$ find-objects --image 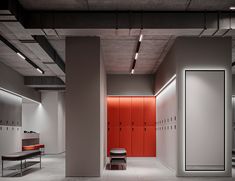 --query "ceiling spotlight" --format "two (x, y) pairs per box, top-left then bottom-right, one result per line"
(131, 69), (135, 74)
(139, 34), (143, 42)
(230, 7), (235, 10)
(135, 53), (139, 60)
(16, 52), (26, 60)
(36, 68), (44, 74)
